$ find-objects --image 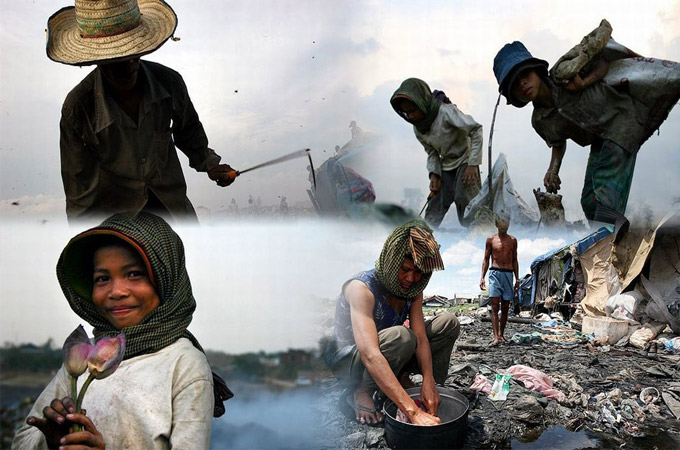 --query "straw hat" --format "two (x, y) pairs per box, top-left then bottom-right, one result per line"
(47, 0), (177, 66)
